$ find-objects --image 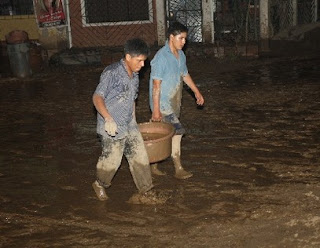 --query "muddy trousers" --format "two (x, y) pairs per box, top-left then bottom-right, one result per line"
(96, 130), (153, 193)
